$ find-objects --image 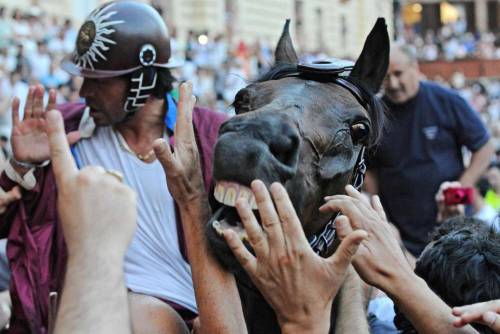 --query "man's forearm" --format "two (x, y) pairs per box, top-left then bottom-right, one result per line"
(334, 270), (369, 334)
(54, 254), (131, 334)
(389, 272), (478, 334)
(460, 140), (495, 187)
(179, 202), (247, 334)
